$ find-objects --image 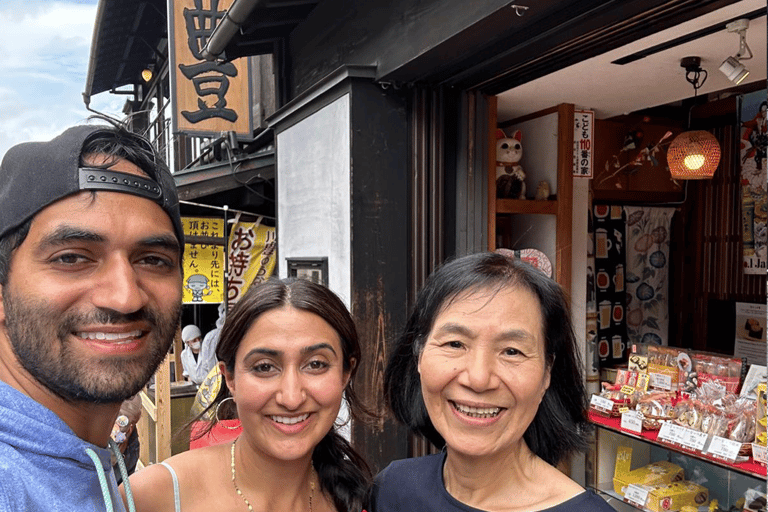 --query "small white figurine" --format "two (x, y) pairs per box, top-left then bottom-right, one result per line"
(495, 129), (526, 199)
